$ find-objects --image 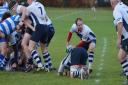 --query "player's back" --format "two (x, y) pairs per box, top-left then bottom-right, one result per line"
(27, 2), (47, 26)
(0, 15), (20, 35)
(115, 2), (128, 24)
